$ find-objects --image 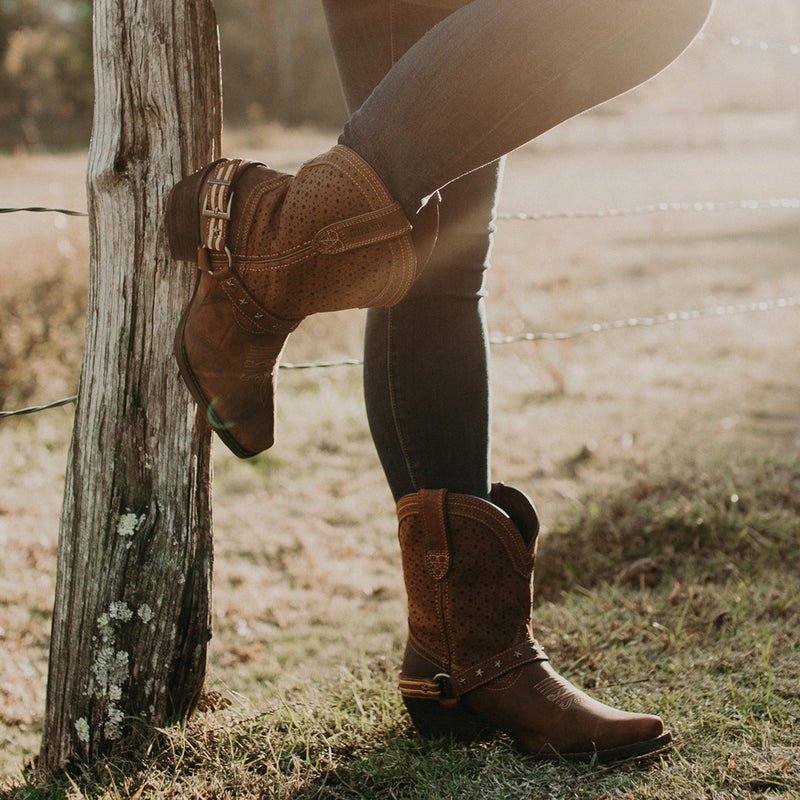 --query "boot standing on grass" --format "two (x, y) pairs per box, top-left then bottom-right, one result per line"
(166, 0), (715, 762)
